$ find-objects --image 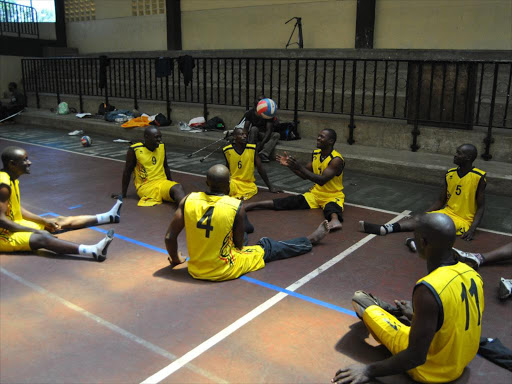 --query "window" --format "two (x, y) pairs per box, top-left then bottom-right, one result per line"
(64, 0), (95, 22)
(131, 0), (165, 16)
